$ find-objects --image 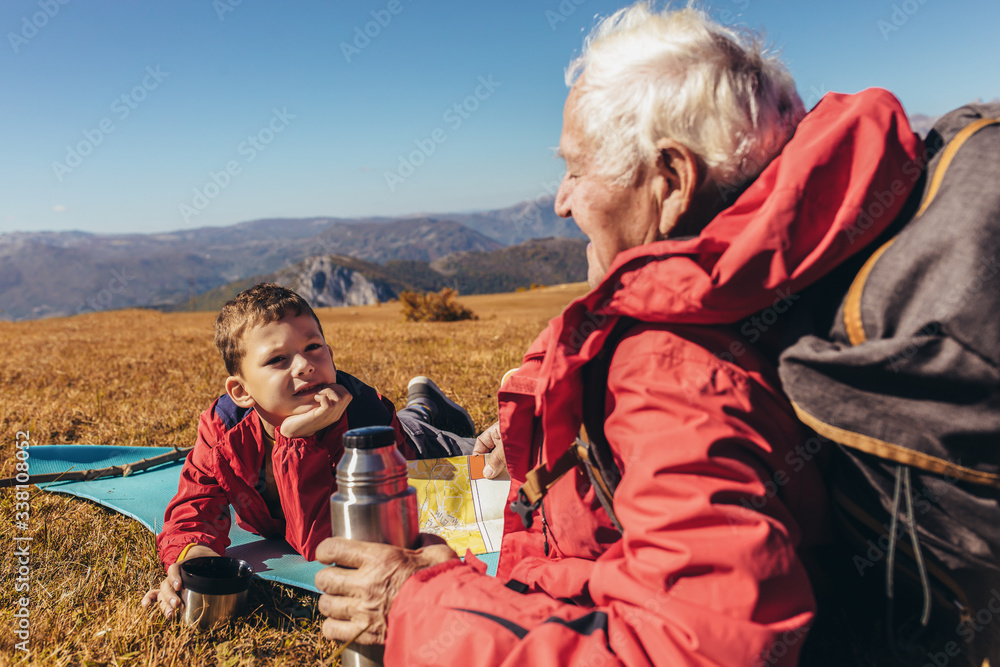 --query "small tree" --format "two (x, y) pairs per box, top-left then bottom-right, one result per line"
(399, 288), (477, 322)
